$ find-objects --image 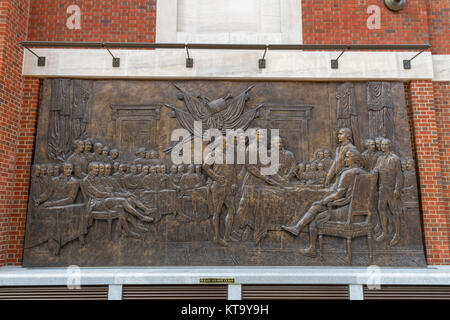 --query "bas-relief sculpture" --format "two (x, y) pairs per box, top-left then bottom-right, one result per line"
(23, 80), (426, 267)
